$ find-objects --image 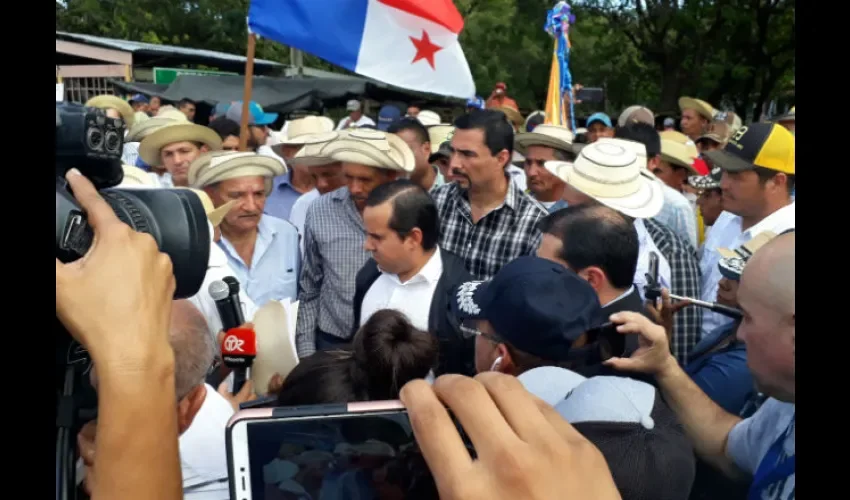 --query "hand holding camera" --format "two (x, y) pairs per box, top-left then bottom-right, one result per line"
(55, 169), (176, 367)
